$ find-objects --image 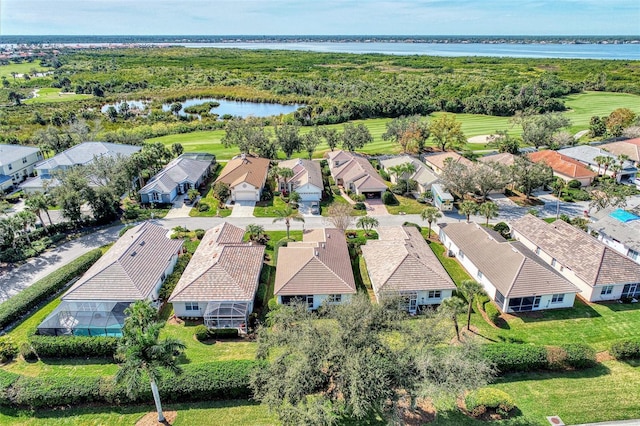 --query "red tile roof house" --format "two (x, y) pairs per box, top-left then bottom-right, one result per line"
(511, 214), (640, 302)
(37, 223), (184, 336)
(215, 154), (271, 202)
(326, 150), (388, 198)
(168, 222), (265, 333)
(528, 150), (596, 187)
(274, 228), (356, 309)
(439, 222), (579, 312)
(361, 226), (456, 314)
